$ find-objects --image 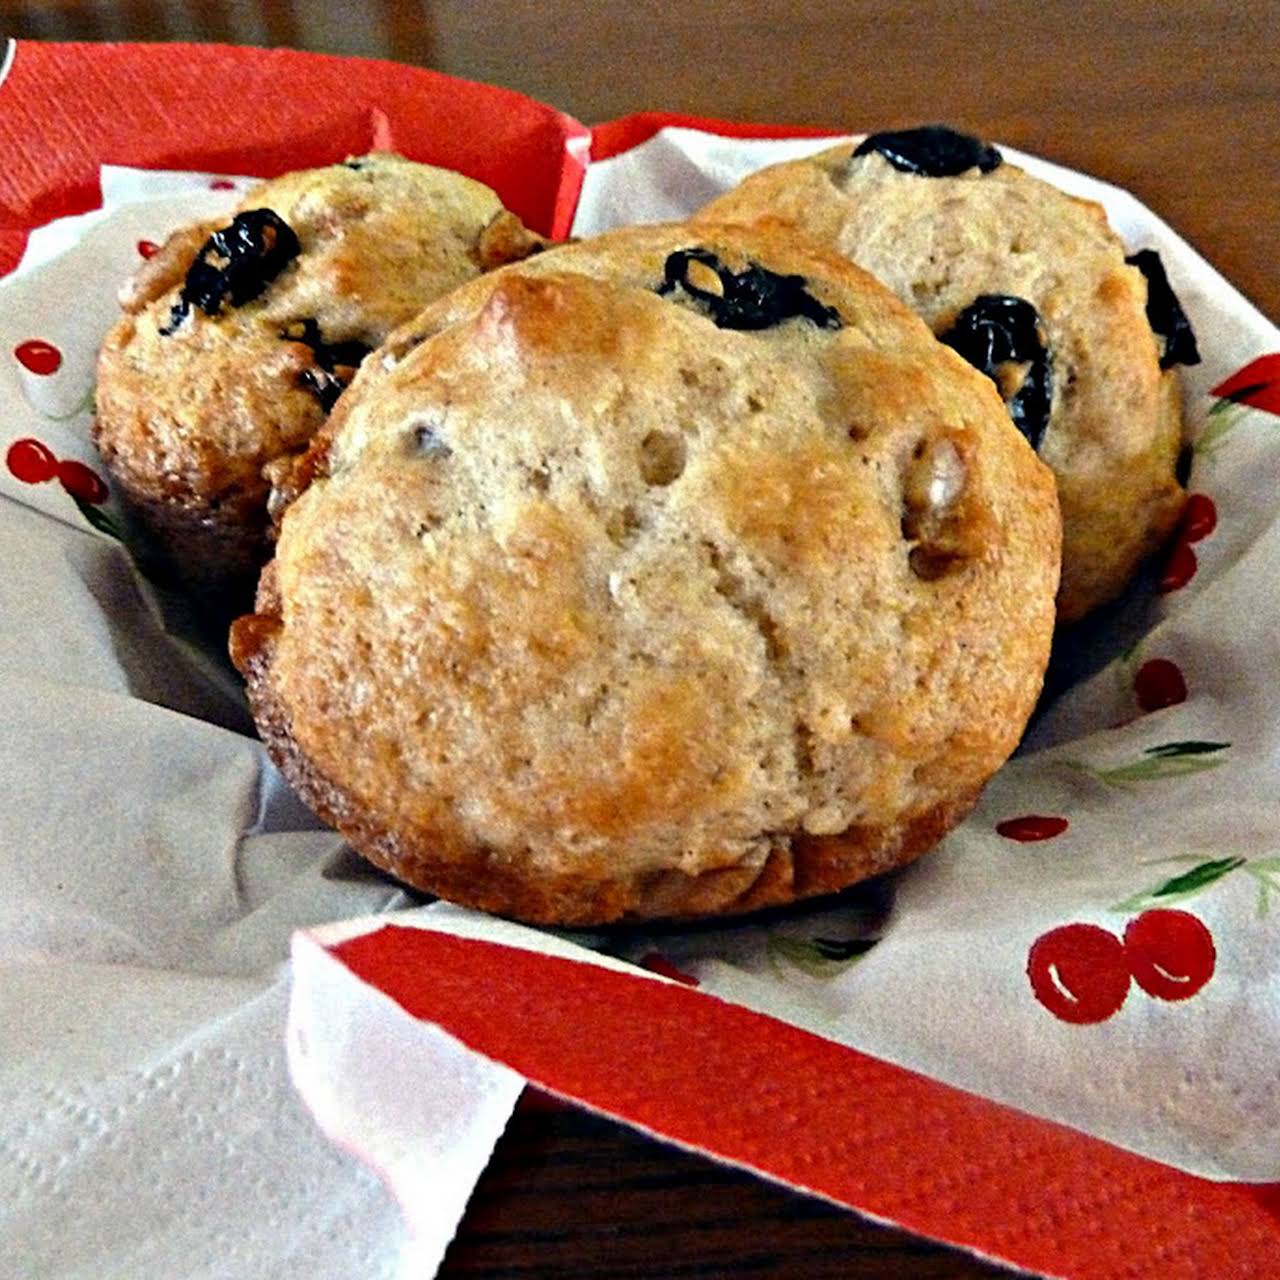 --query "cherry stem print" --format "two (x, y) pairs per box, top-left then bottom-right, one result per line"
(1245, 860), (1280, 917)
(1115, 853), (1280, 918)
(1195, 399), (1245, 457)
(1070, 740), (1229, 786)
(27, 383), (96, 424)
(1198, 353), (1280, 454)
